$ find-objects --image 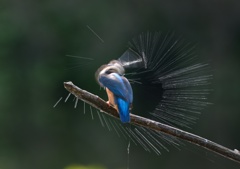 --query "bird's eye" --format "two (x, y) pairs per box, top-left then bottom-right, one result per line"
(106, 69), (114, 74)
